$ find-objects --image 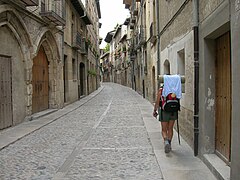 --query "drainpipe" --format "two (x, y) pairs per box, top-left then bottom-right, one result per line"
(156, 0), (160, 88)
(193, 0), (199, 156)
